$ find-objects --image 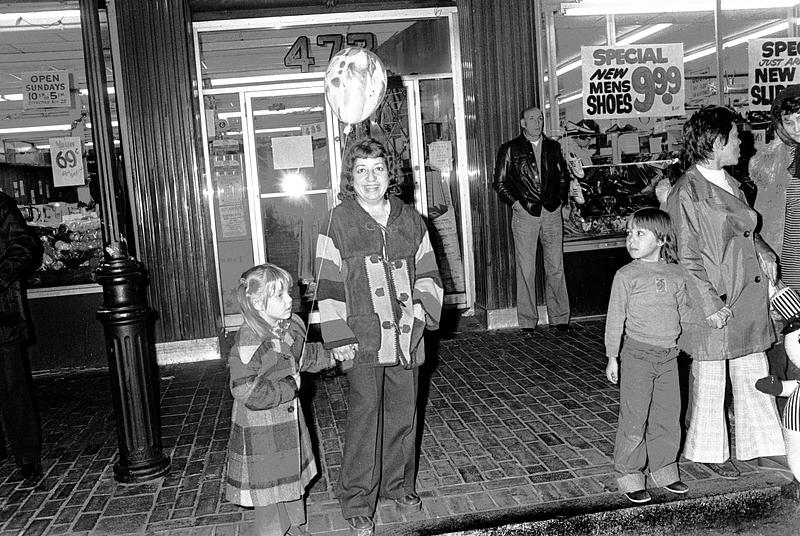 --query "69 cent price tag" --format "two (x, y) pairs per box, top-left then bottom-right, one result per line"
(49, 137), (85, 187)
(581, 44), (685, 120)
